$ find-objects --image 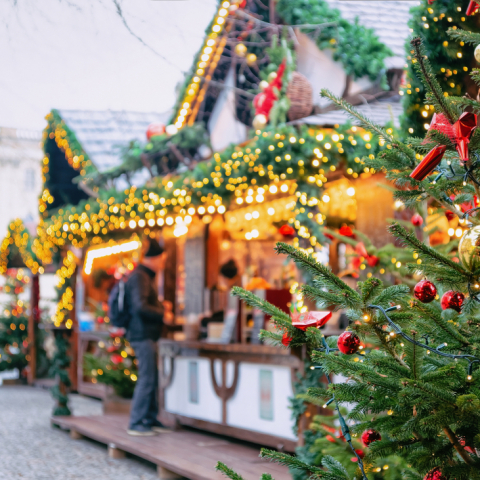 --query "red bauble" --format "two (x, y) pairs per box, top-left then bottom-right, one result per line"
(441, 291), (465, 312)
(279, 224), (295, 237)
(339, 225), (354, 237)
(424, 467), (448, 480)
(281, 332), (292, 347)
(106, 346), (117, 353)
(414, 280), (437, 303)
(110, 354), (123, 365)
(337, 331), (360, 354)
(361, 429), (381, 446)
(411, 214), (423, 227)
(96, 316), (104, 324)
(146, 123), (165, 140)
